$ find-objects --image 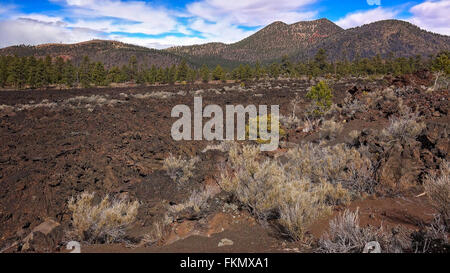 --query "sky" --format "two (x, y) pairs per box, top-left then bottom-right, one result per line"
(0, 0), (448, 49)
